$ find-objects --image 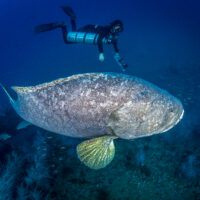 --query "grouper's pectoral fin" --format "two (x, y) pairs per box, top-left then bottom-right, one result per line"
(106, 101), (135, 139)
(17, 120), (32, 130)
(77, 136), (118, 170)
